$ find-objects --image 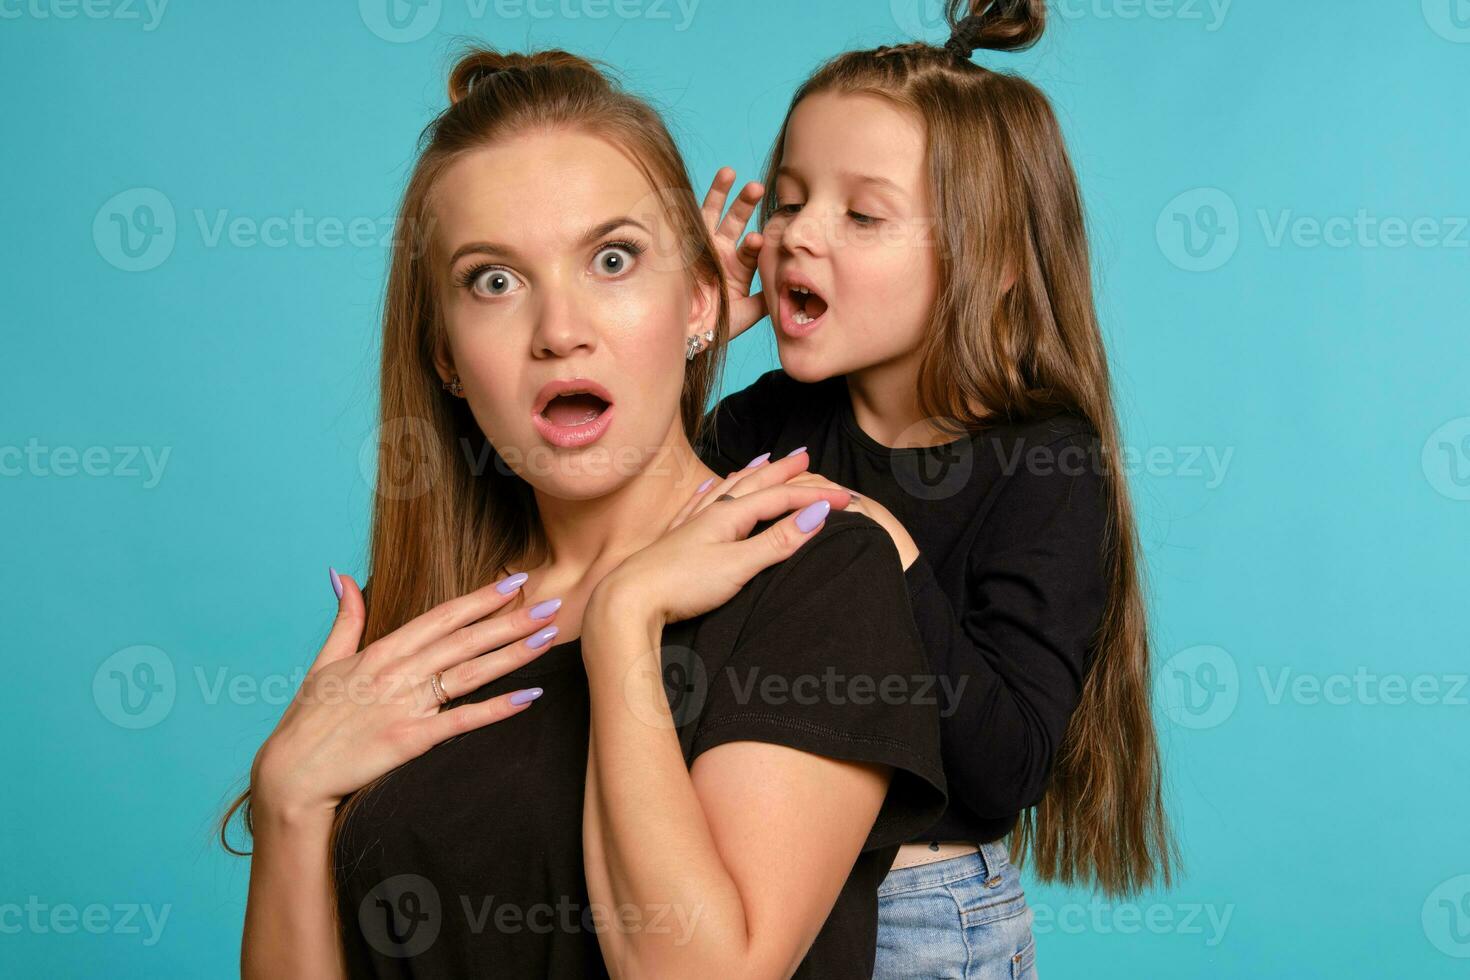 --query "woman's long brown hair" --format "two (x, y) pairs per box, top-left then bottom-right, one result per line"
(758, 0), (1174, 896)
(216, 45), (729, 870)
